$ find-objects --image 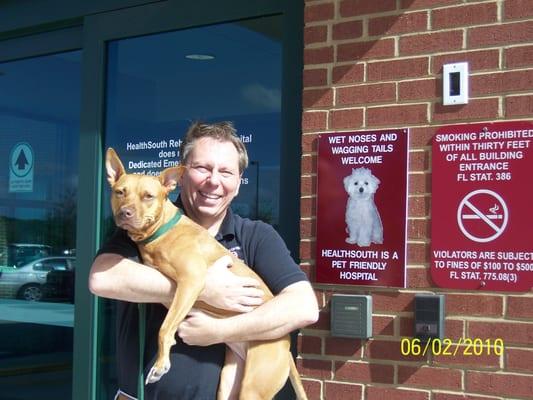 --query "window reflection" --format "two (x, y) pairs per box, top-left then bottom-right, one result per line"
(0, 50), (80, 398)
